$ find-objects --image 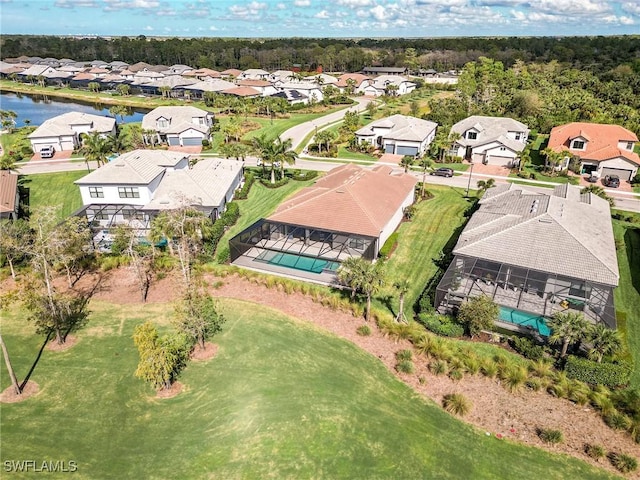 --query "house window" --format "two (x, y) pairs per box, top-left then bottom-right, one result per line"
(571, 140), (585, 150)
(121, 209), (144, 220)
(500, 147), (506, 151)
(89, 187), (104, 198)
(118, 187), (140, 198)
(515, 133), (521, 141)
(466, 131), (477, 140)
(157, 119), (168, 128)
(626, 142), (634, 150)
(569, 281), (590, 299)
(349, 238), (365, 250)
